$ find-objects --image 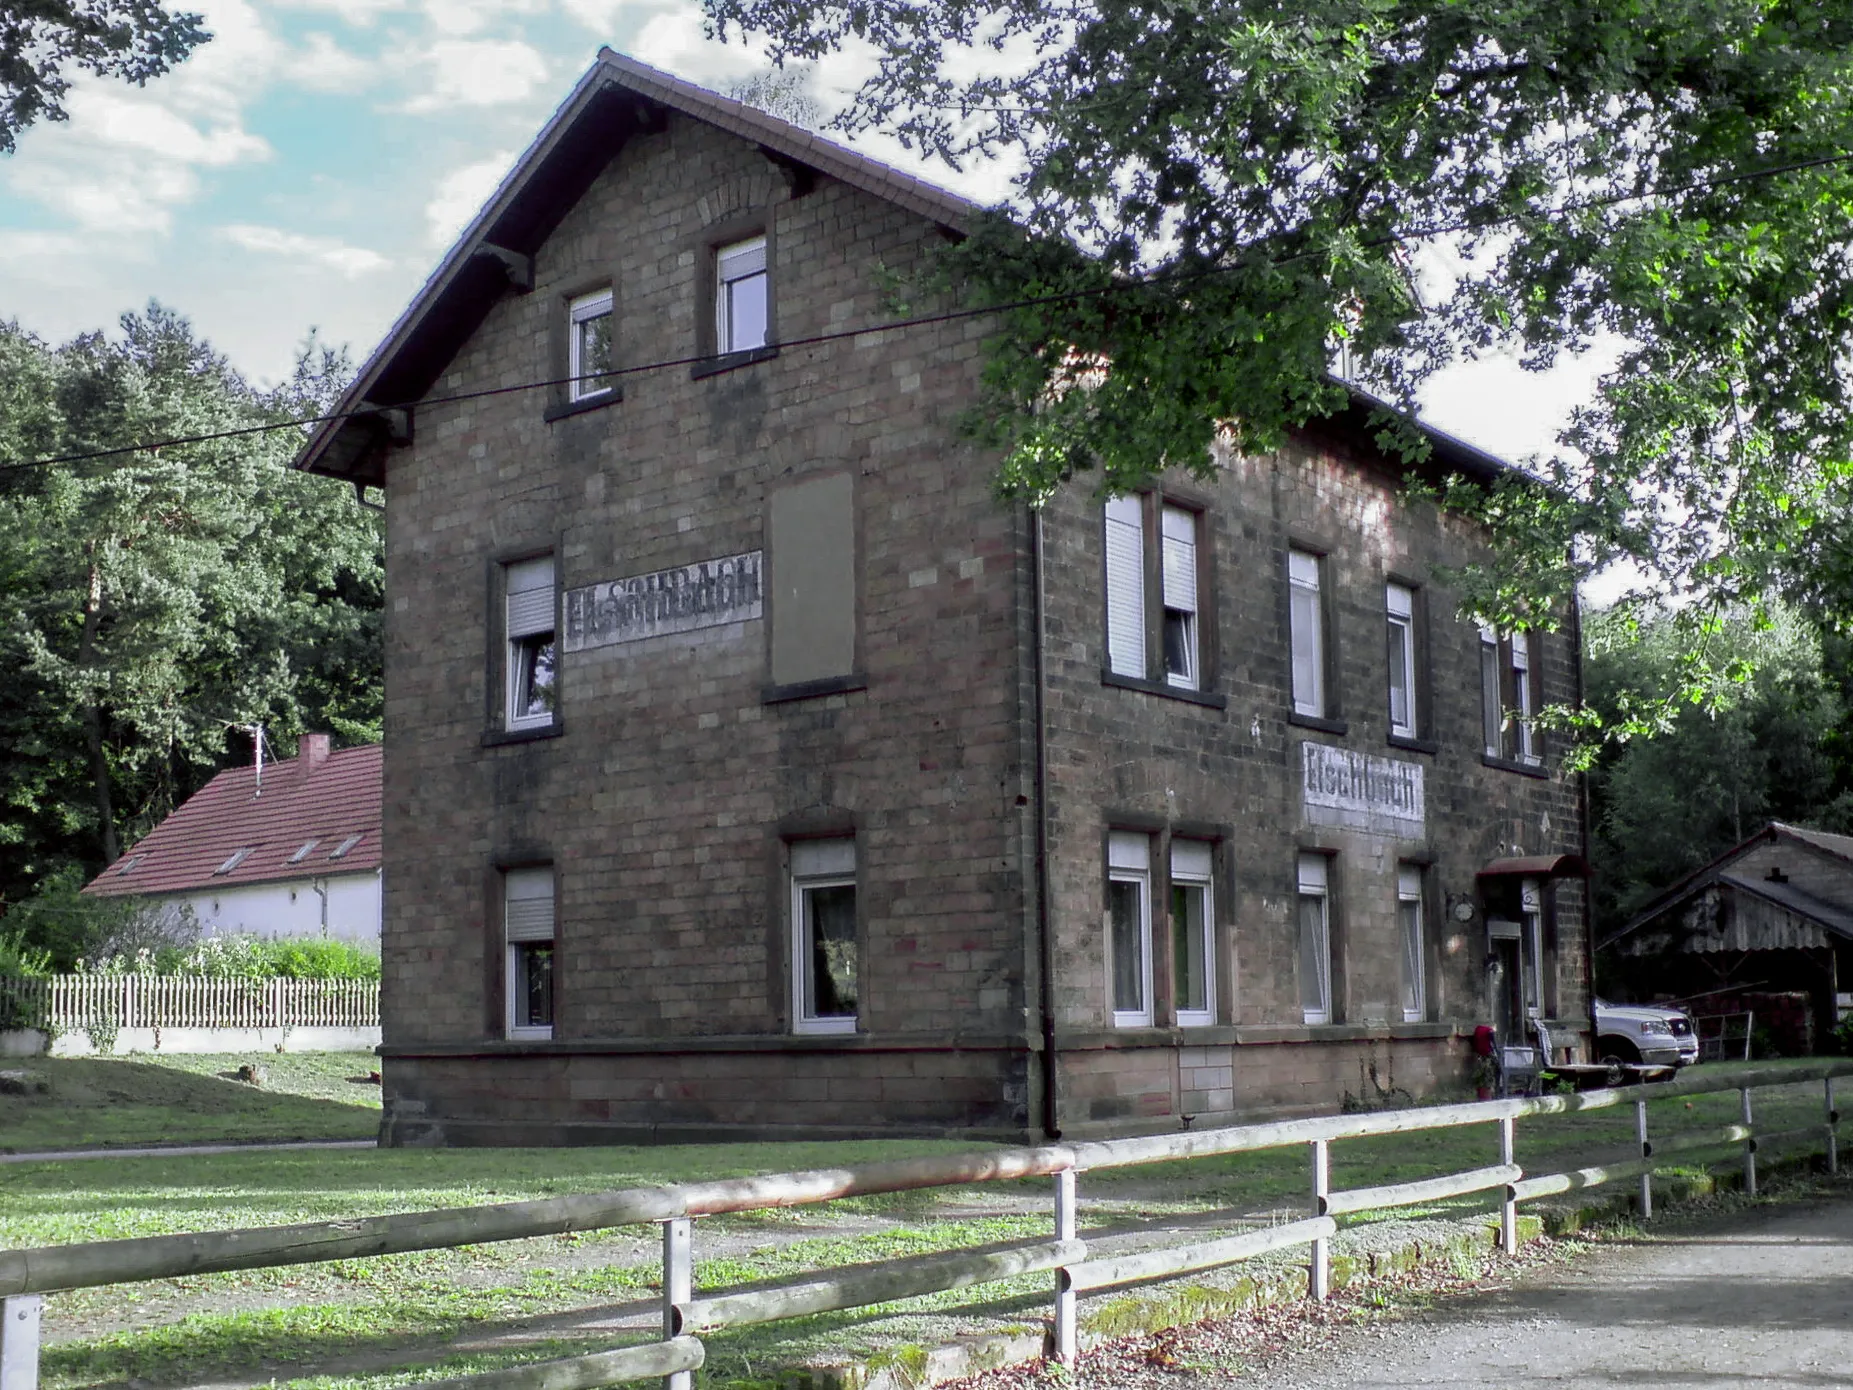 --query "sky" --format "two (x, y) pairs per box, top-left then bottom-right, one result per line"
(0, 0), (1607, 472)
